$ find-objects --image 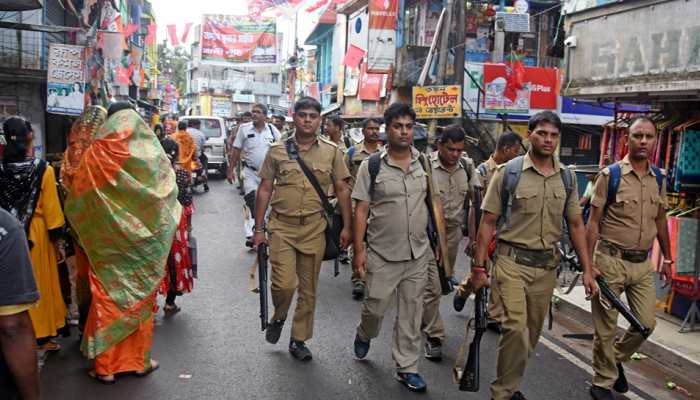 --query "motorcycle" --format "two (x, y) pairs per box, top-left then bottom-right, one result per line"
(191, 160), (209, 193)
